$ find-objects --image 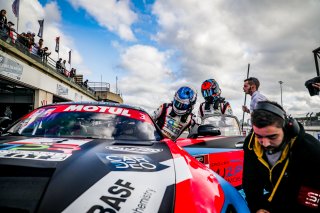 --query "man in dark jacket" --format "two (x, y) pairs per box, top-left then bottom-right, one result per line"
(242, 100), (320, 213)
